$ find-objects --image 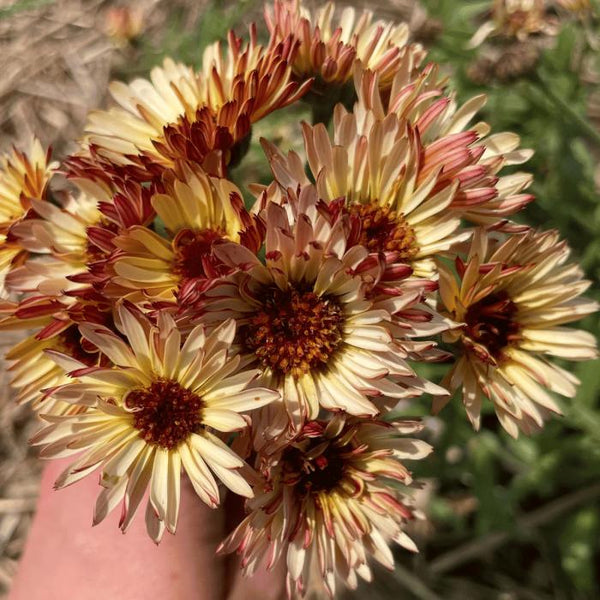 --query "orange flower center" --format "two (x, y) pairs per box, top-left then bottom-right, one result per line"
(348, 202), (419, 261)
(243, 285), (344, 377)
(125, 378), (204, 449)
(172, 227), (226, 280)
(464, 291), (521, 362)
